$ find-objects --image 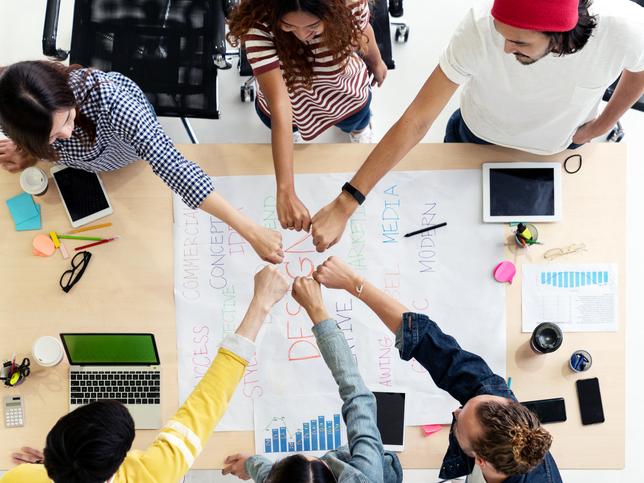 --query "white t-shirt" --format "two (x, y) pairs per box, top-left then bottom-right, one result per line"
(439, 0), (644, 155)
